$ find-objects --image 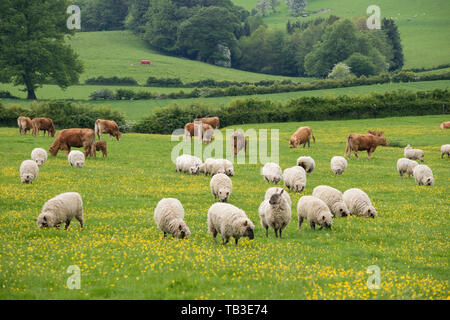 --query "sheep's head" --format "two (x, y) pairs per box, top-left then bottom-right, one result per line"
(225, 167), (234, 176)
(218, 188), (230, 202)
(365, 207), (378, 218)
(269, 189), (284, 206)
(294, 183), (305, 193)
(21, 173), (34, 184)
(318, 212), (333, 229)
(173, 221), (191, 239)
(35, 159), (44, 166)
(74, 161), (84, 168)
(336, 203), (349, 217)
(37, 212), (58, 228)
(239, 219), (254, 240)
(425, 176), (434, 186)
(272, 175), (281, 184)
(189, 165), (199, 175)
